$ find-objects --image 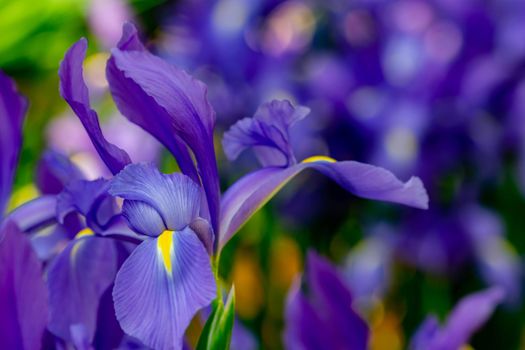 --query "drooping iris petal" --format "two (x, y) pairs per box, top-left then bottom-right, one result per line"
(284, 252), (369, 350)
(59, 38), (131, 175)
(47, 235), (117, 343)
(223, 99), (310, 167)
(220, 159), (428, 246)
(0, 71), (27, 217)
(110, 163), (201, 233)
(113, 227), (216, 350)
(108, 34), (220, 236)
(30, 223), (72, 261)
(106, 23), (199, 183)
(36, 150), (84, 195)
(0, 221), (48, 350)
